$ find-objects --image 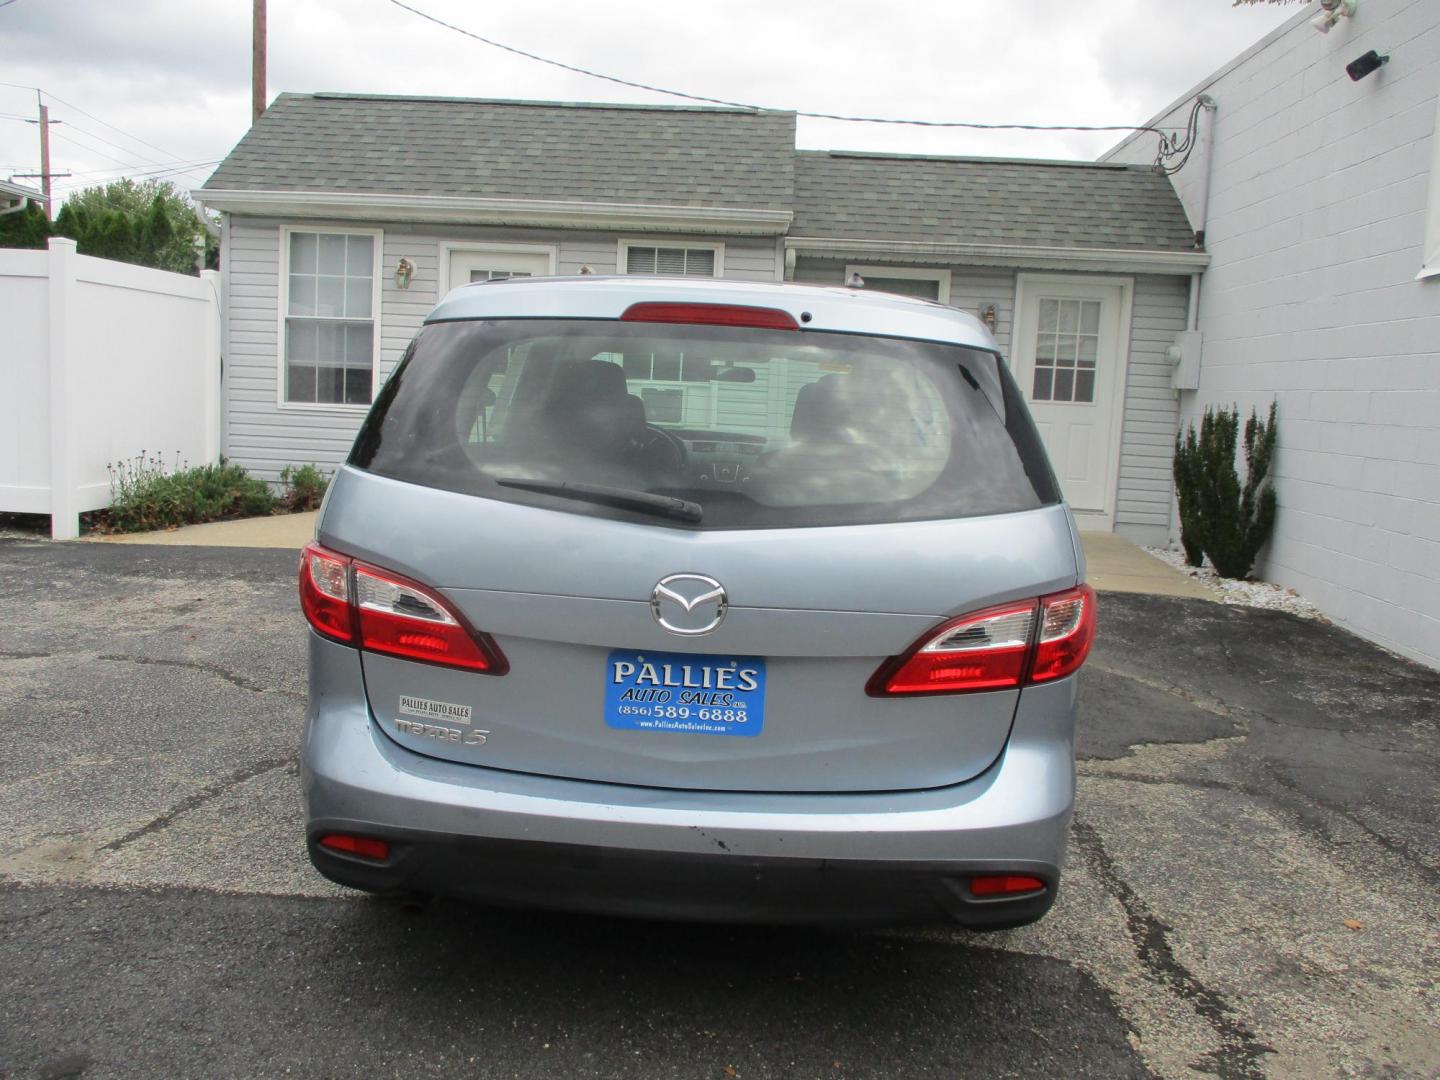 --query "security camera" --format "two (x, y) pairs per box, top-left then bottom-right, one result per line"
(1346, 50), (1388, 80)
